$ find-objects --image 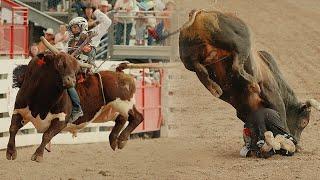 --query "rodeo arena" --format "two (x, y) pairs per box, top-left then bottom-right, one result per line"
(1, 0), (320, 179)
